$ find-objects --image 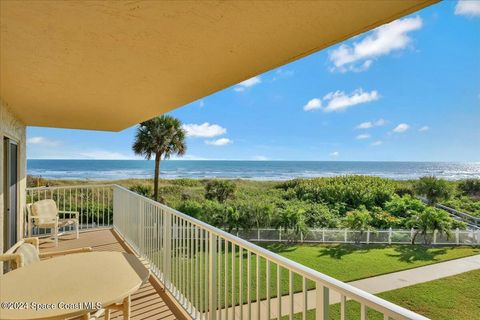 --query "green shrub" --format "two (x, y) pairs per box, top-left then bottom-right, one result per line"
(27, 175), (49, 188)
(384, 195), (426, 219)
(292, 176), (396, 210)
(129, 184), (153, 198)
(272, 200), (308, 236)
(176, 200), (203, 219)
(407, 206), (454, 245)
(394, 185), (415, 197)
(444, 196), (480, 217)
(205, 179), (236, 203)
(342, 205), (372, 231)
(414, 176), (452, 205)
(458, 179), (480, 197)
(369, 206), (402, 229)
(170, 178), (202, 187)
(303, 202), (341, 228)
